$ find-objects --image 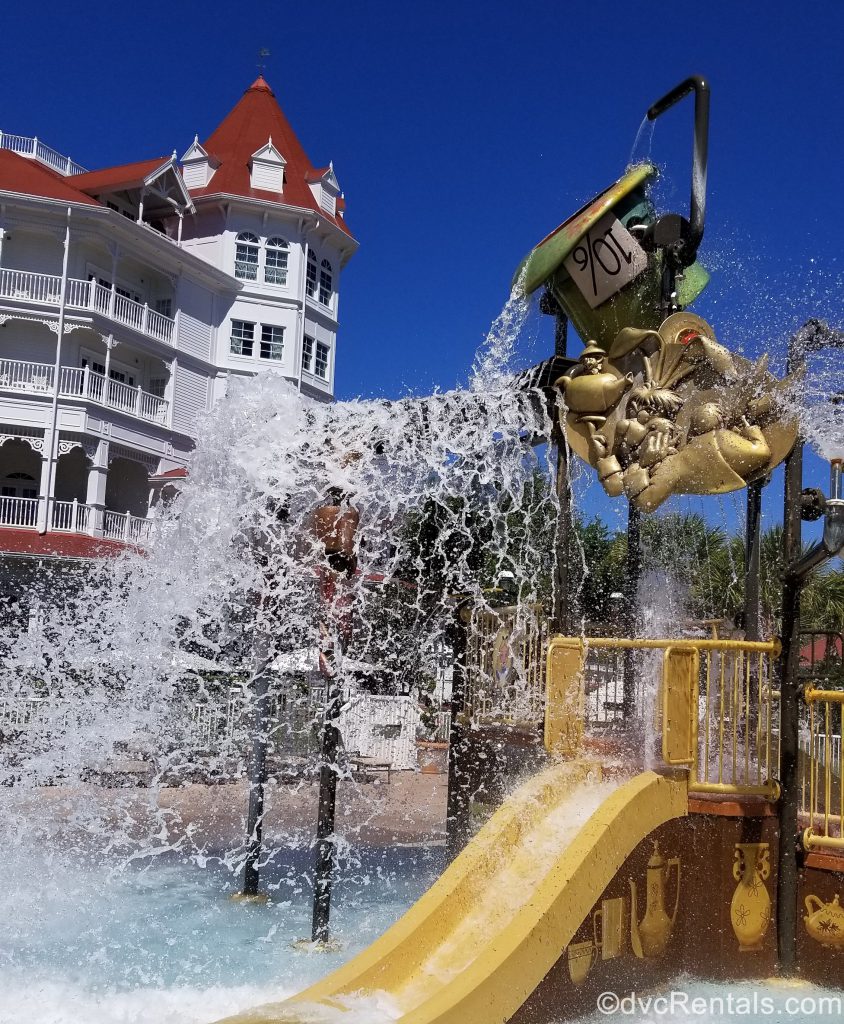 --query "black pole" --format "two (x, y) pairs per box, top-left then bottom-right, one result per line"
(242, 634), (271, 898)
(311, 661), (342, 943)
(622, 501), (642, 717)
(541, 293), (574, 636)
(446, 600), (471, 859)
(776, 331), (806, 975)
(744, 479), (764, 642)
